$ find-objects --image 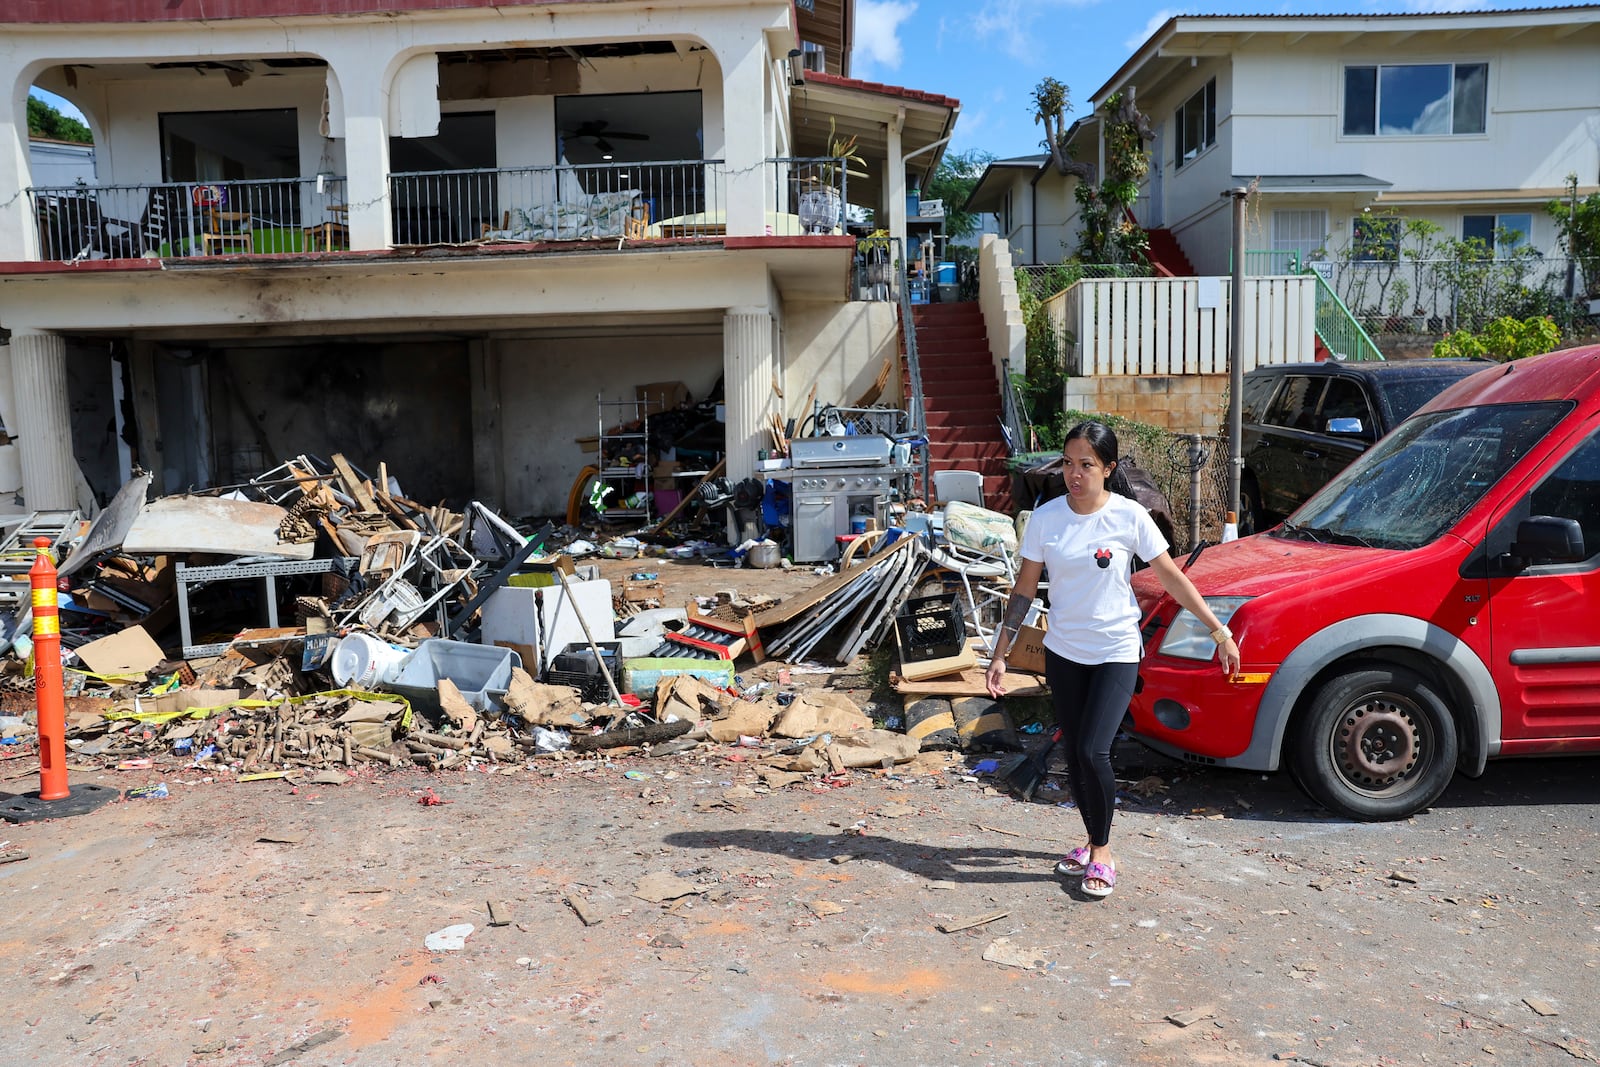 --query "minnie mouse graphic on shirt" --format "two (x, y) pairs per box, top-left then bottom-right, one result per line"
(1094, 547), (1112, 569)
